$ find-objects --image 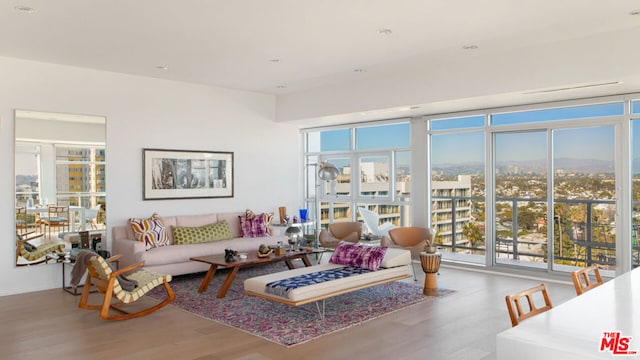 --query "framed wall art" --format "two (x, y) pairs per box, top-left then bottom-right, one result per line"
(143, 148), (234, 200)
